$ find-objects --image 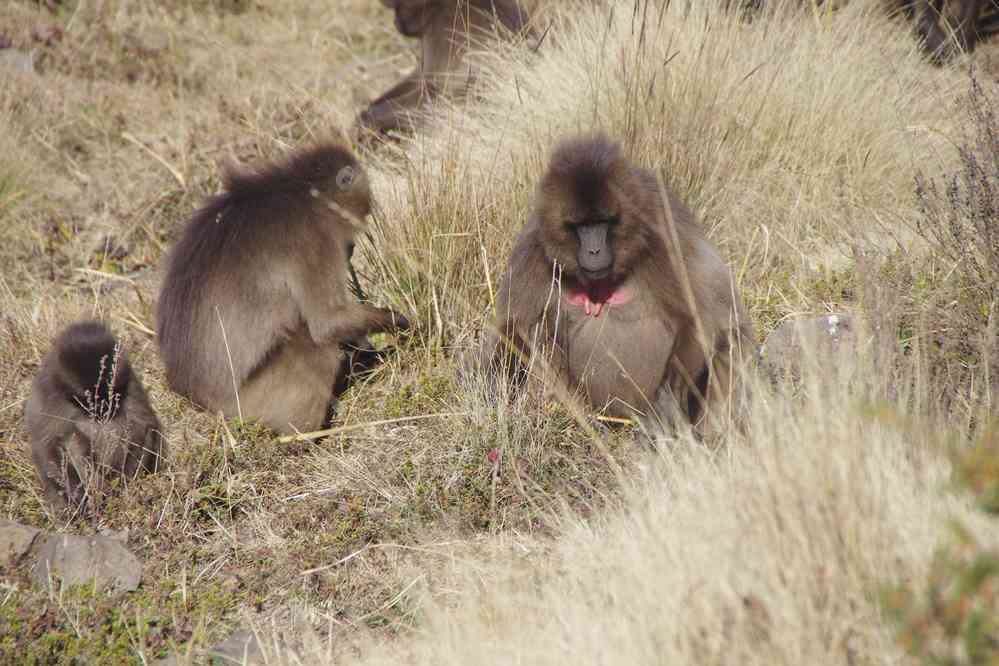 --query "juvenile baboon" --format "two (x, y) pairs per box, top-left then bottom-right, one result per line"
(912, 0), (999, 61)
(355, 0), (531, 139)
(482, 135), (754, 436)
(156, 143), (409, 435)
(25, 321), (165, 511)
